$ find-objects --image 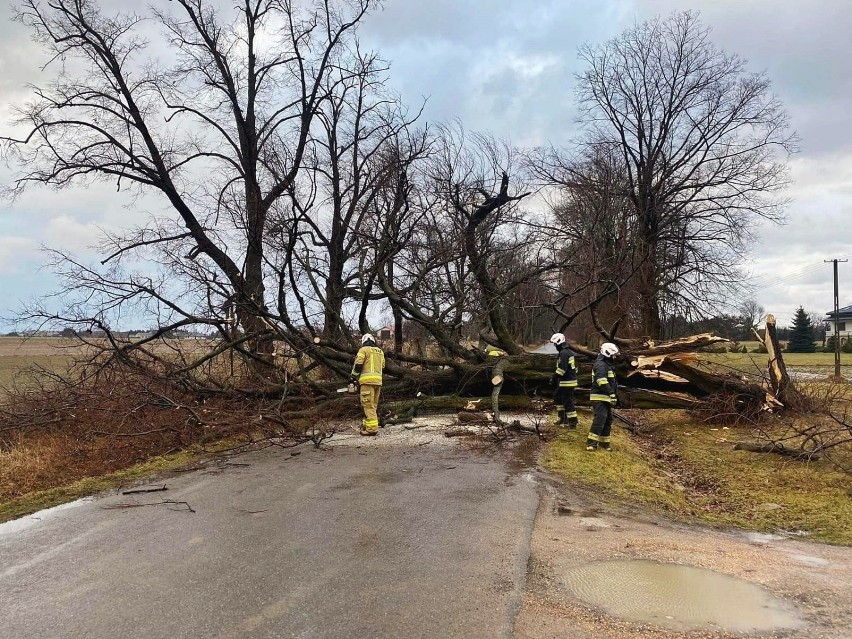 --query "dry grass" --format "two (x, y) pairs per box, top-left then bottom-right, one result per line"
(0, 448), (203, 524)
